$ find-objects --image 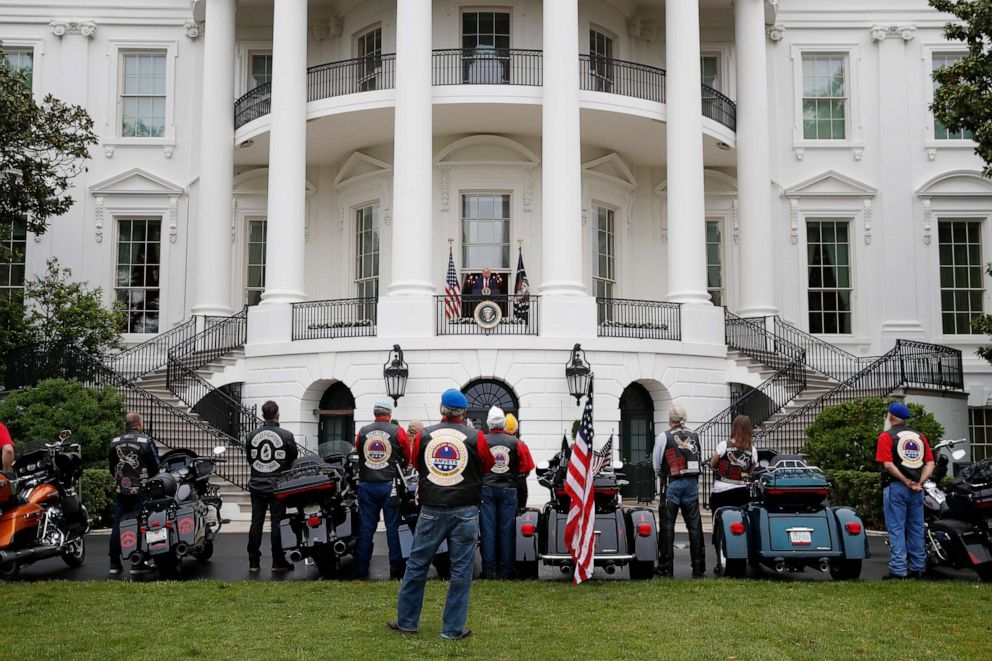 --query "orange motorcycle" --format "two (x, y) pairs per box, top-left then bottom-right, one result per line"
(0, 430), (88, 579)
